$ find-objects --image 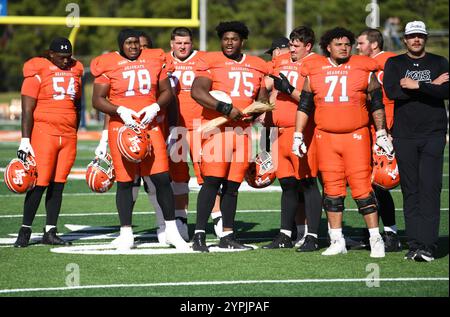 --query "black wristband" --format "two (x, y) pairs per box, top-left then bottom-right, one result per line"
(216, 101), (233, 116)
